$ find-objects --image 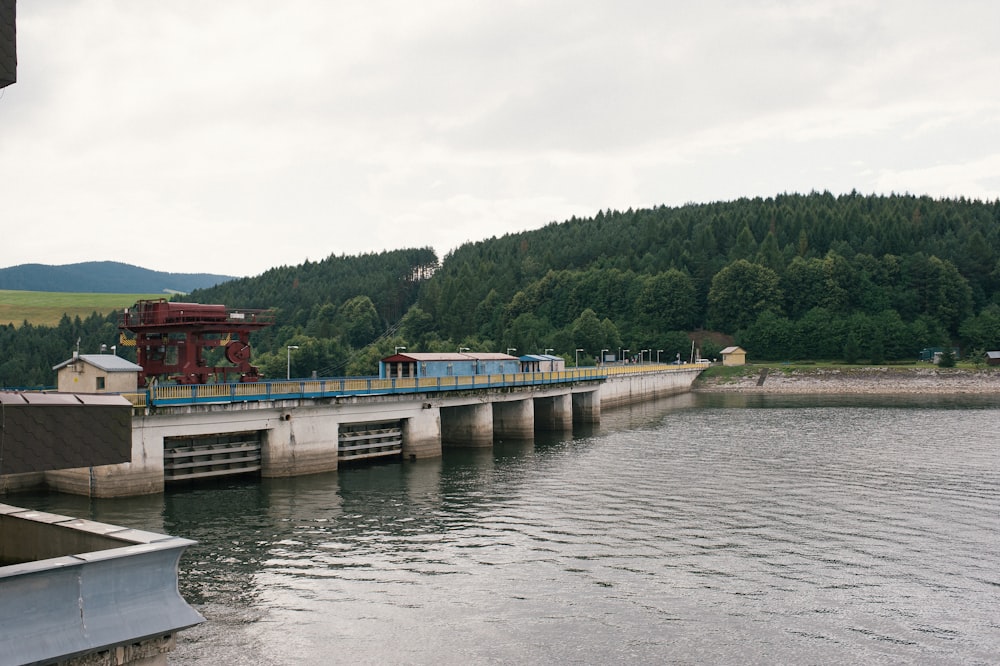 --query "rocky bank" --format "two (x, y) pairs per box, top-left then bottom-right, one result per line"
(693, 366), (1000, 394)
